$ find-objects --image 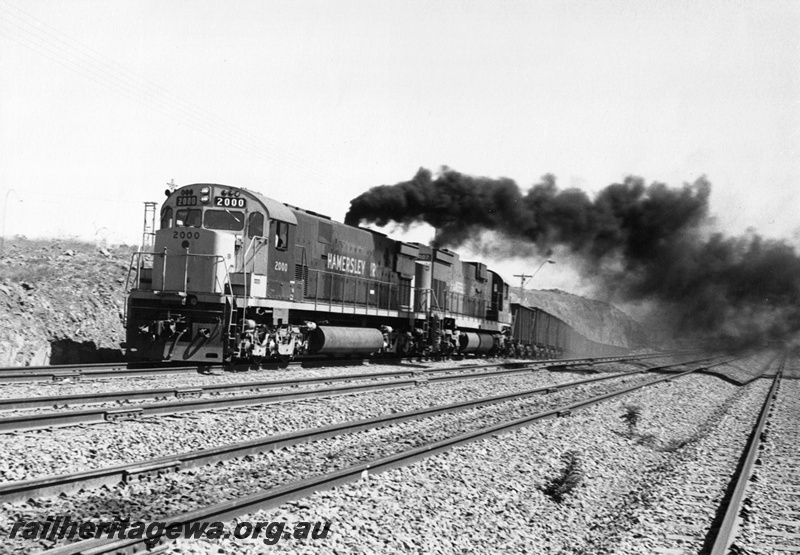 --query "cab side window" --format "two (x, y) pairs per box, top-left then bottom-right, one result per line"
(248, 212), (264, 239)
(160, 207), (173, 229)
(275, 221), (288, 251)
